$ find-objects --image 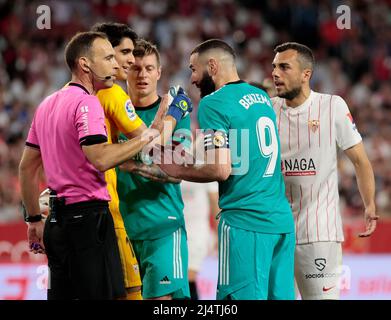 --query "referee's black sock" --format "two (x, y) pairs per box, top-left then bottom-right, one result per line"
(189, 281), (199, 300)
